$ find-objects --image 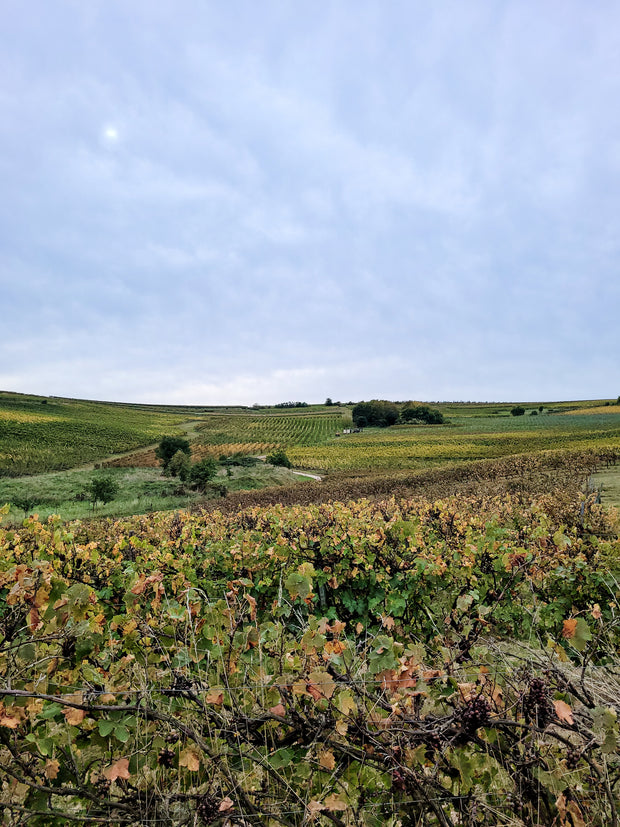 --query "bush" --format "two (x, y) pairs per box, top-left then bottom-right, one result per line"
(400, 405), (445, 425)
(189, 458), (218, 490)
(511, 406), (526, 416)
(352, 400), (399, 428)
(87, 476), (119, 509)
(155, 436), (191, 472)
(266, 449), (292, 468)
(167, 450), (191, 481)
